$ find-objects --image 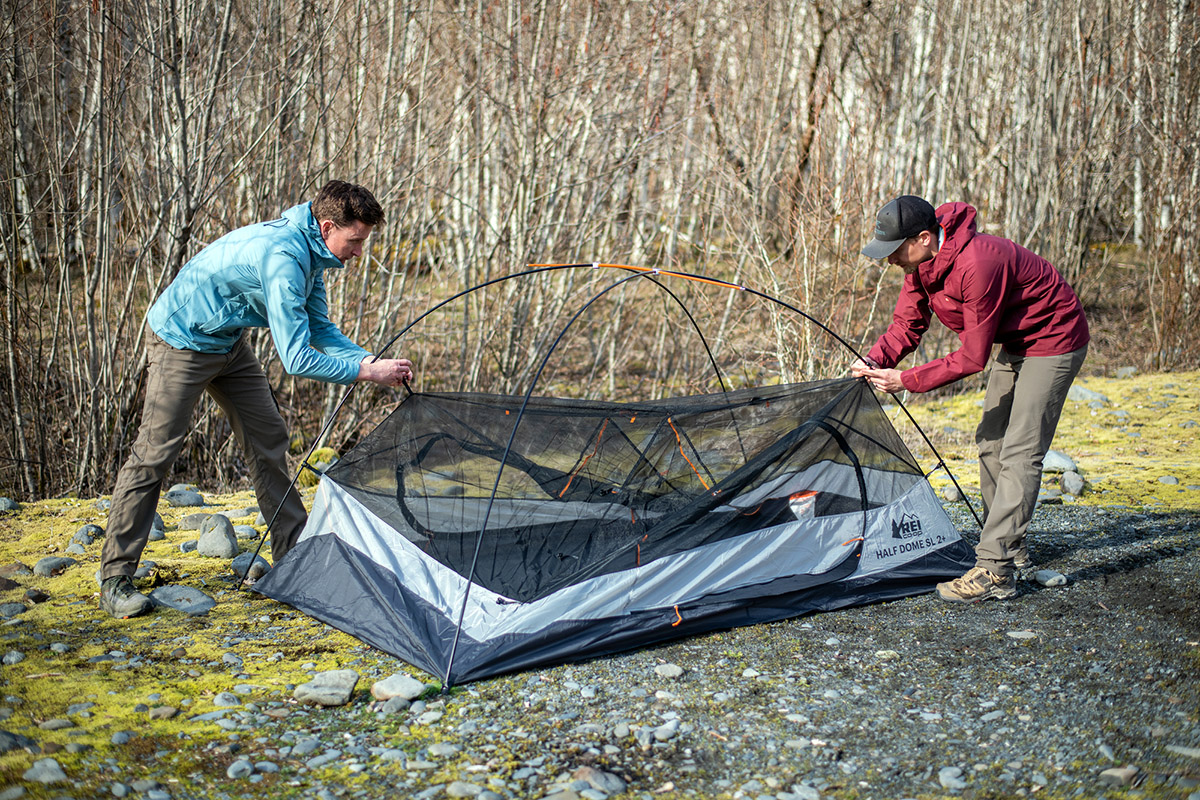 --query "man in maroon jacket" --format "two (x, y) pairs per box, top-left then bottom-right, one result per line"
(853, 196), (1089, 603)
